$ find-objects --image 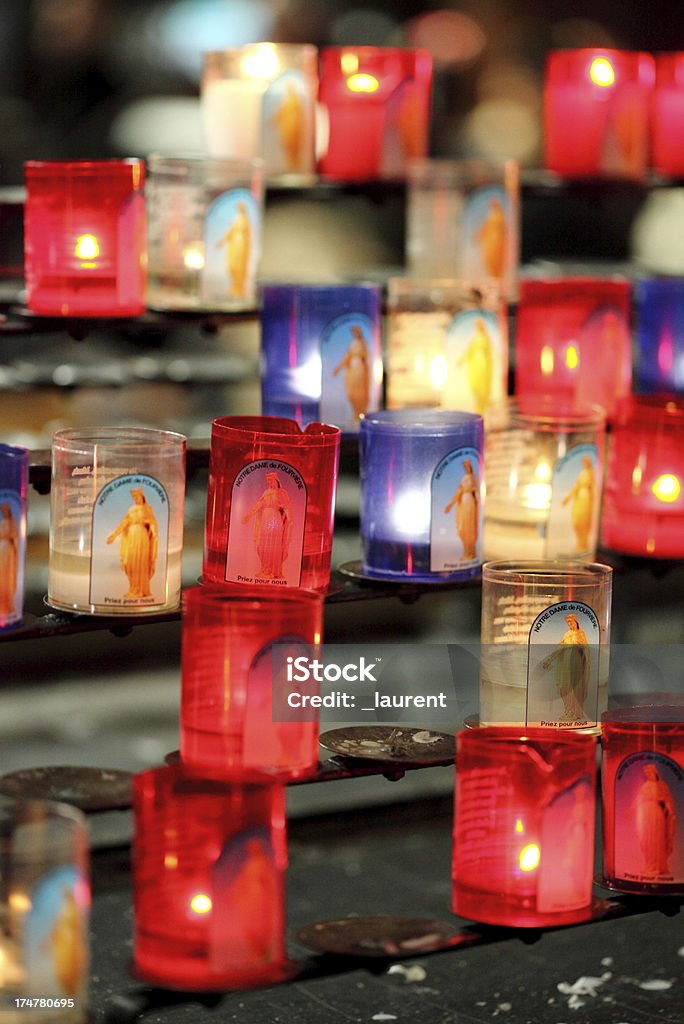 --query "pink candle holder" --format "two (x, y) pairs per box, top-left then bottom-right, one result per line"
(601, 705), (684, 894)
(600, 395), (684, 558)
(202, 416), (340, 591)
(132, 764), (288, 990)
(318, 47), (432, 181)
(180, 584), (323, 781)
(514, 277), (632, 419)
(24, 160), (146, 317)
(652, 54), (684, 176)
(453, 727), (597, 927)
(543, 49), (654, 180)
